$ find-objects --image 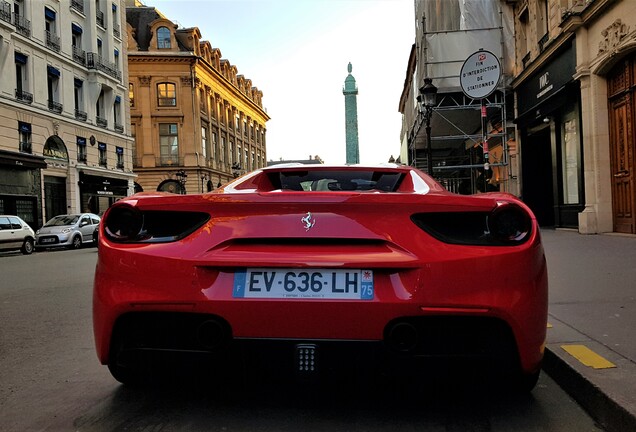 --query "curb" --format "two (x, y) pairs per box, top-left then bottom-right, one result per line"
(543, 346), (636, 432)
